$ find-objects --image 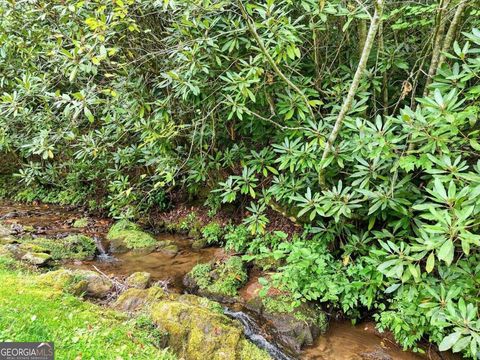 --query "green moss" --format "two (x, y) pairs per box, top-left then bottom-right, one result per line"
(24, 234), (97, 260)
(150, 300), (243, 360)
(189, 257), (248, 297)
(0, 259), (176, 359)
(263, 295), (328, 331)
(208, 257), (247, 297)
(38, 269), (77, 289)
(72, 218), (89, 228)
(178, 294), (224, 314)
(108, 219), (142, 235)
(238, 339), (272, 360)
(107, 220), (157, 251)
(190, 263), (213, 288)
(135, 314), (170, 349)
(18, 243), (49, 253)
(126, 271), (151, 289)
(114, 287), (171, 312)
